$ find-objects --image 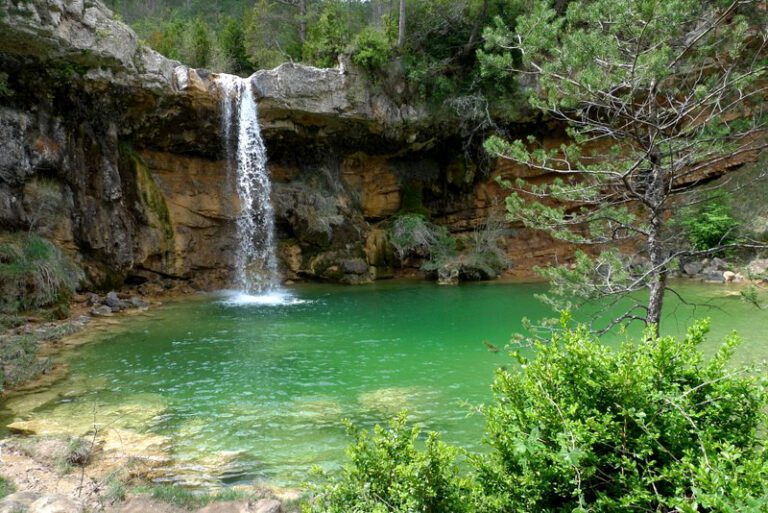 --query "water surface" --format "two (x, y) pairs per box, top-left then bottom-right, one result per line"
(2, 280), (766, 486)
